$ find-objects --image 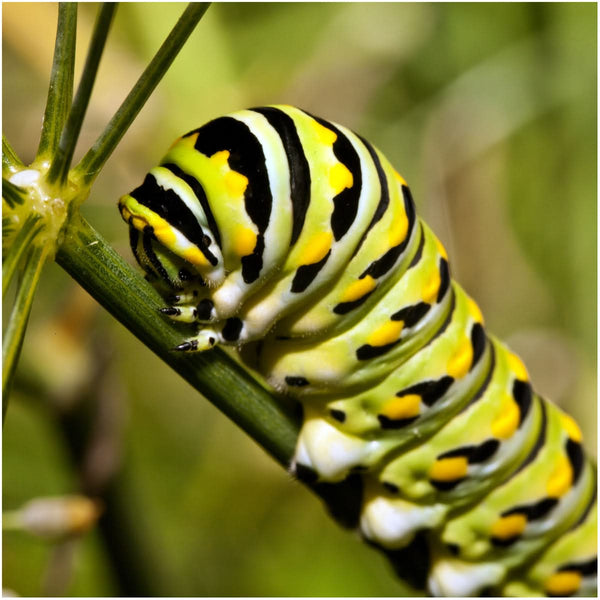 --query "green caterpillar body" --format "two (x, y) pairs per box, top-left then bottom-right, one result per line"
(118, 105), (596, 597)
